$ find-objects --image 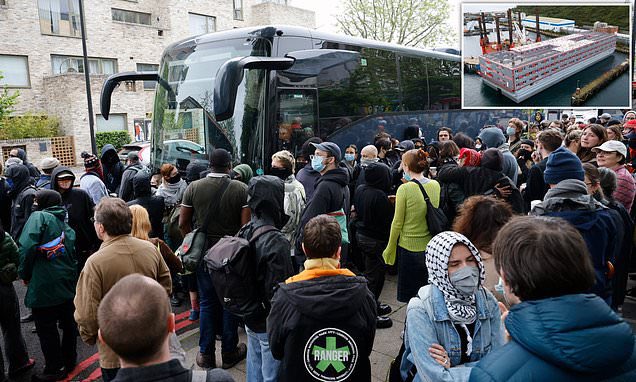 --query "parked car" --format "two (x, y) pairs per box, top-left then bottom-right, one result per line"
(118, 142), (150, 163)
(118, 139), (206, 169)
